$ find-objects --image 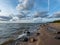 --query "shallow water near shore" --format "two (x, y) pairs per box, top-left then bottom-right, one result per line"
(0, 23), (40, 44)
